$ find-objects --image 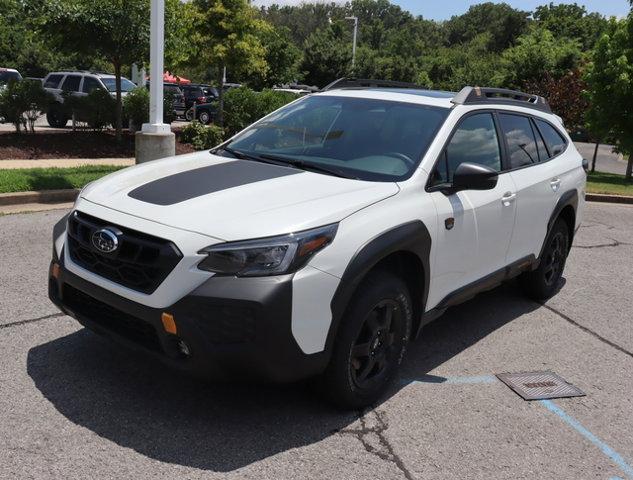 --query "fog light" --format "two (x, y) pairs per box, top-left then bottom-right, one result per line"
(177, 339), (191, 357)
(161, 312), (177, 335)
